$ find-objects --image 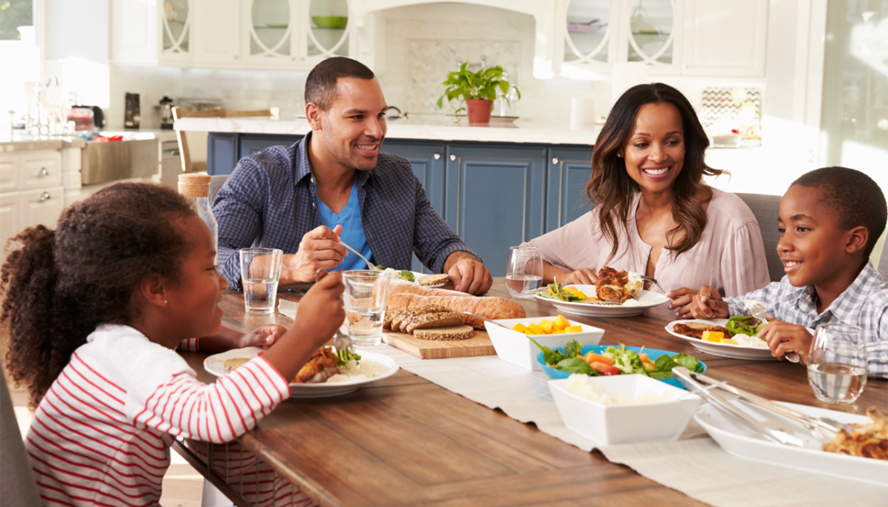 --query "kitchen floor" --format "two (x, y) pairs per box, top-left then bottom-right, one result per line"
(1, 329), (205, 507)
